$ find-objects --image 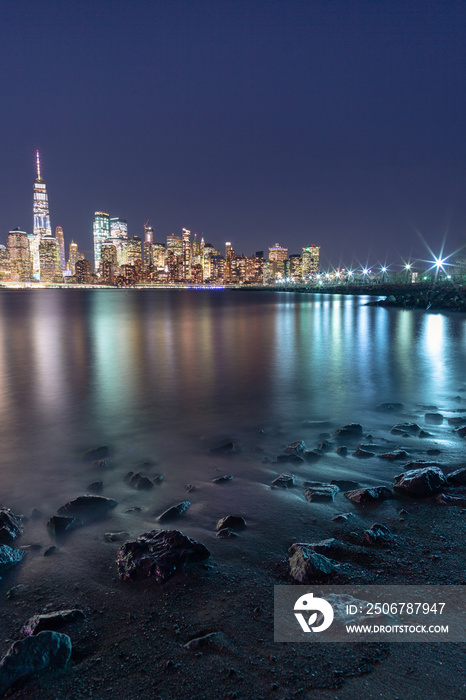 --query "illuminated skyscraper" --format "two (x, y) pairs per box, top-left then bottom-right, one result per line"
(32, 150), (52, 278)
(127, 236), (143, 266)
(302, 245), (320, 277)
(143, 222), (154, 269)
(55, 226), (65, 272)
(167, 233), (182, 258)
(93, 211), (110, 273)
(68, 239), (79, 275)
(7, 228), (31, 282)
(182, 228), (191, 281)
(39, 237), (61, 282)
(268, 243), (288, 278)
(110, 217), (128, 239)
